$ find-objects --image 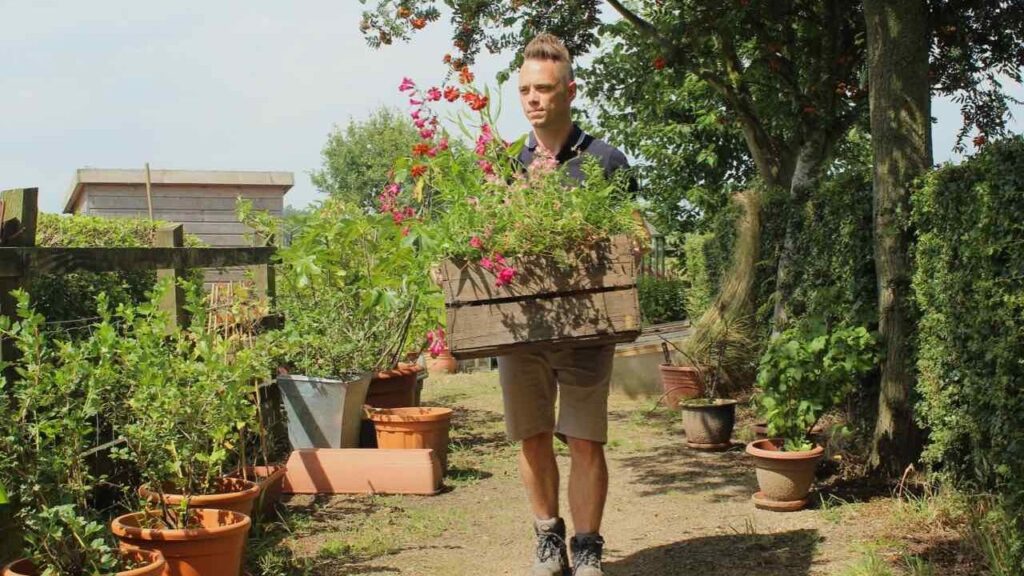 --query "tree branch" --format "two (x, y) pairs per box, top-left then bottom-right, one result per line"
(604, 0), (660, 38)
